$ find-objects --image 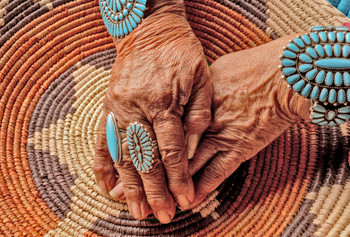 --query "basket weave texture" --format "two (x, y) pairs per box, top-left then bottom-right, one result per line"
(0, 0), (350, 236)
